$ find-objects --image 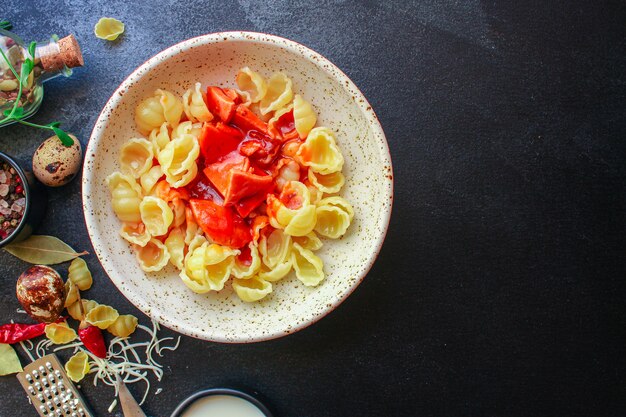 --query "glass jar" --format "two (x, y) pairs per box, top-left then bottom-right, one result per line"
(0, 29), (83, 127)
